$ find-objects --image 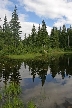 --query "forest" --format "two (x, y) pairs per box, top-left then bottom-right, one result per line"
(0, 5), (72, 56)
